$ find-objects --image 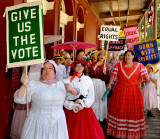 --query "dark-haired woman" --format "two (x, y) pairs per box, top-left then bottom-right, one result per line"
(106, 50), (148, 139)
(64, 59), (105, 139)
(14, 60), (79, 139)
